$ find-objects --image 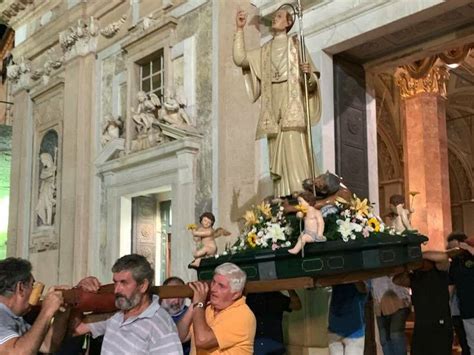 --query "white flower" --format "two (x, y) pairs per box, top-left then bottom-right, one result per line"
(257, 231), (264, 237)
(264, 223), (286, 243)
(279, 206), (284, 211)
(285, 241), (292, 247)
(215, 254), (219, 258)
(350, 233), (356, 240)
(222, 250), (228, 255)
(337, 219), (354, 239)
(351, 222), (363, 233)
(379, 224), (385, 232)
